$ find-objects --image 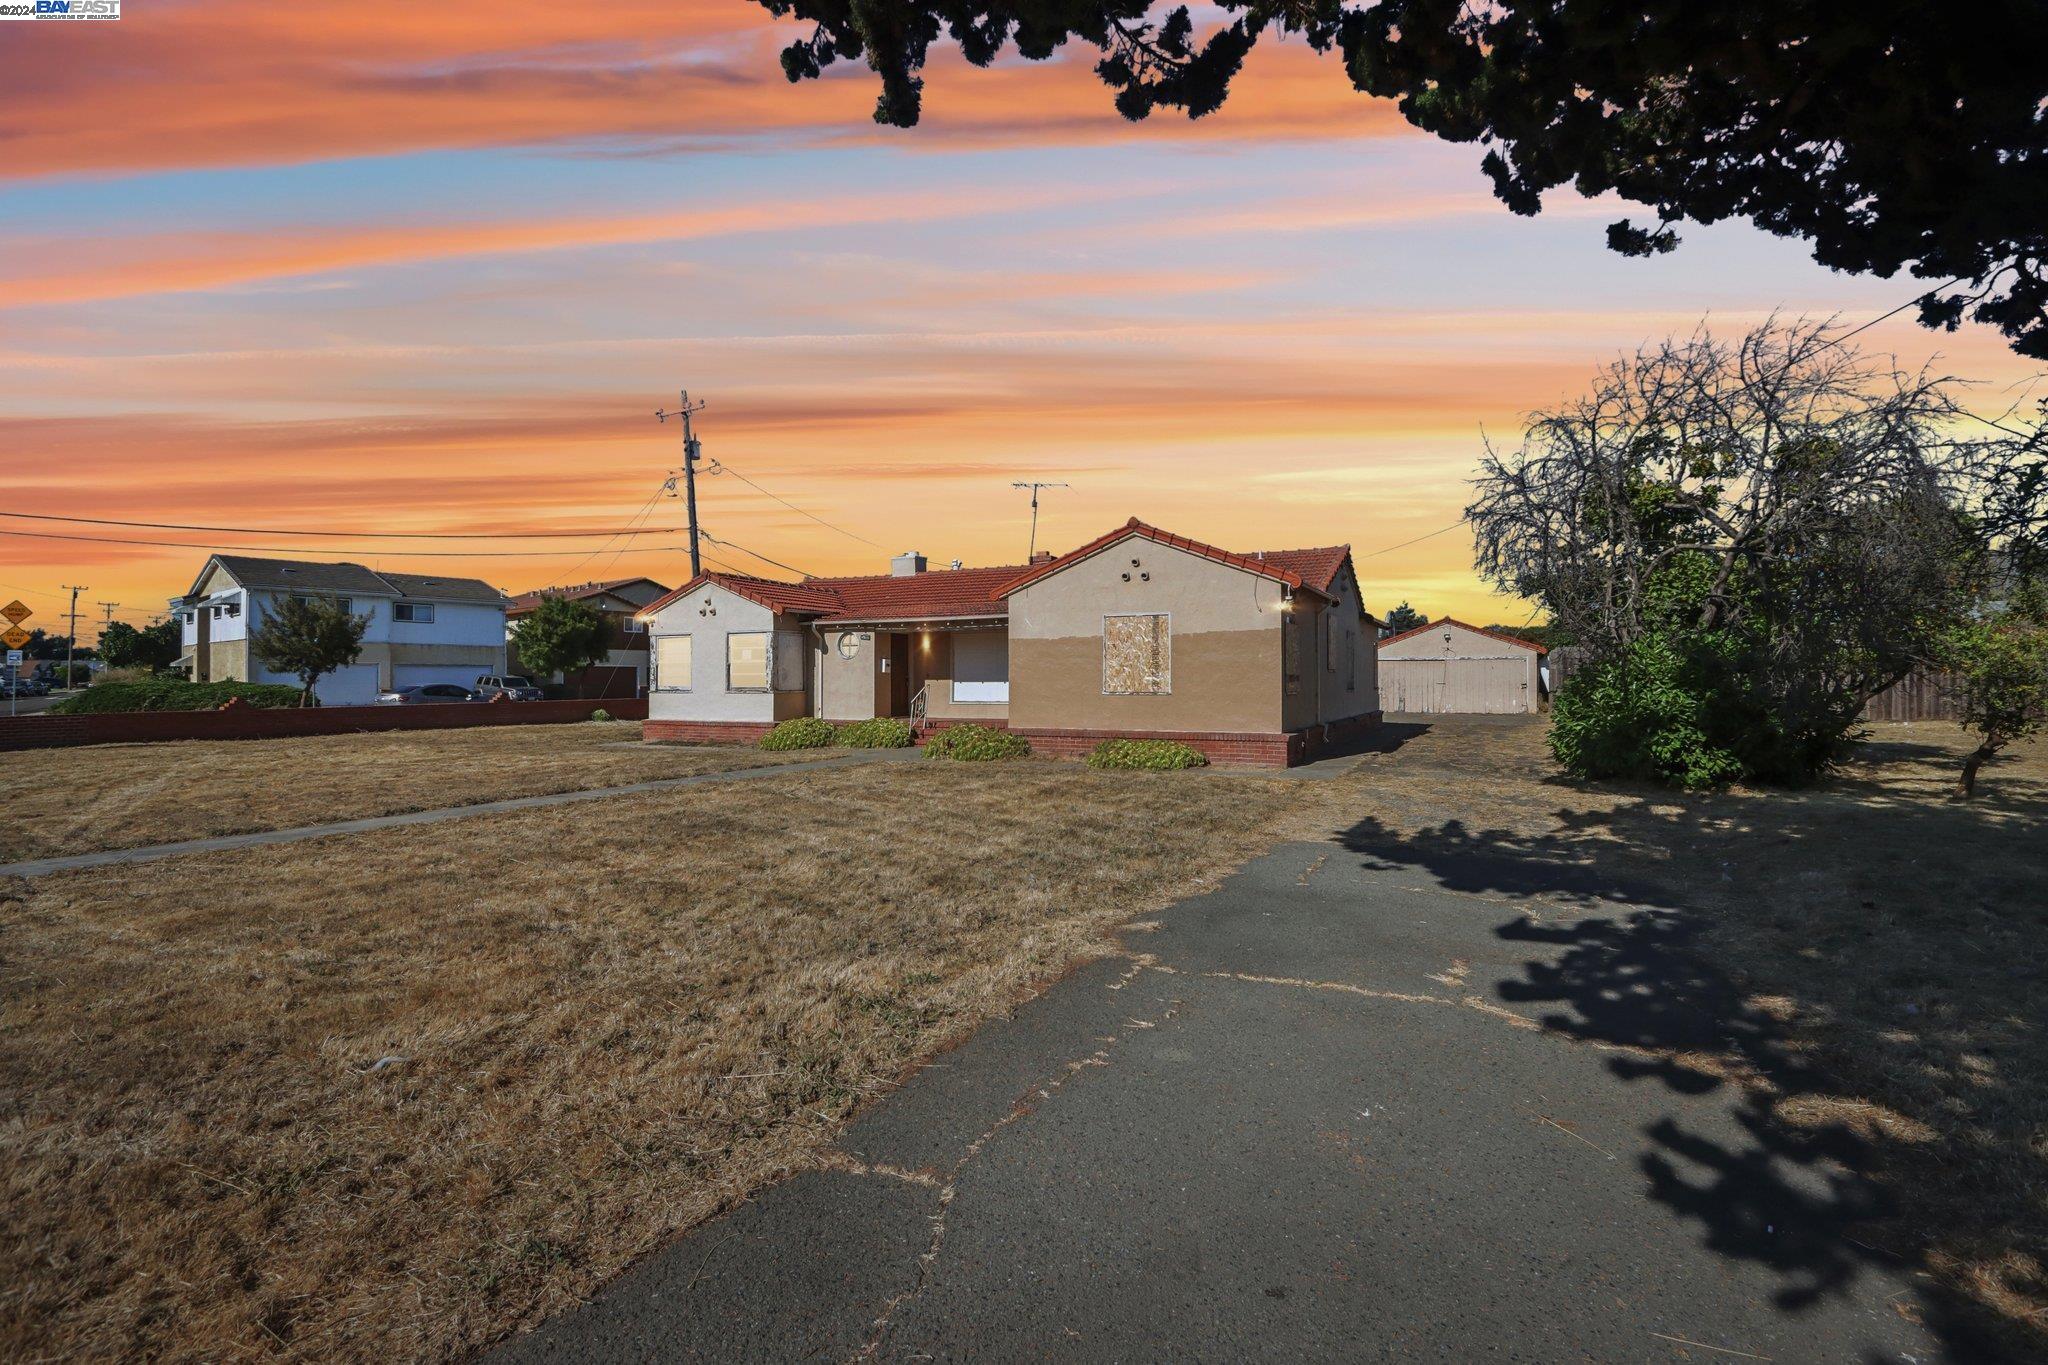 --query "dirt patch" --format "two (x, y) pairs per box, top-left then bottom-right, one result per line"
(0, 723), (819, 862)
(0, 760), (1299, 1362)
